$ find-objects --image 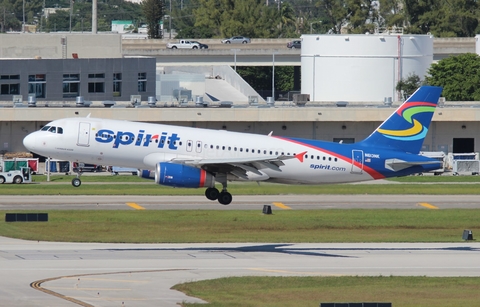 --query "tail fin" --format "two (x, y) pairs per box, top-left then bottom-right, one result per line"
(359, 86), (443, 154)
